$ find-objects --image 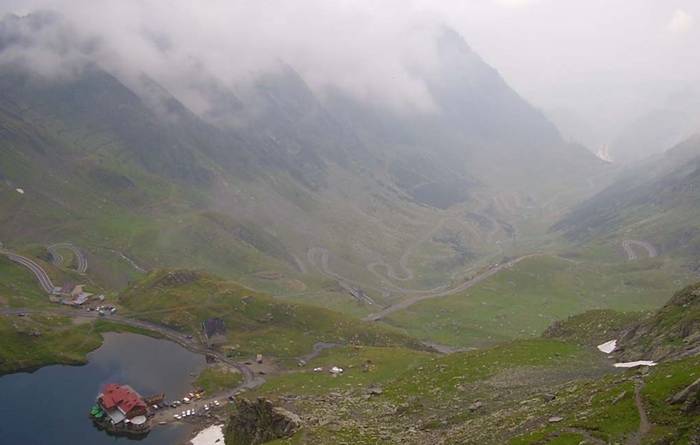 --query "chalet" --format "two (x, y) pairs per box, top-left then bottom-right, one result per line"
(97, 384), (148, 426)
(202, 317), (227, 346)
(58, 282), (76, 296)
